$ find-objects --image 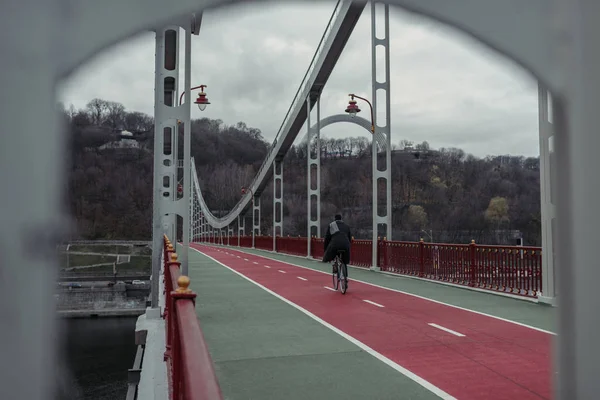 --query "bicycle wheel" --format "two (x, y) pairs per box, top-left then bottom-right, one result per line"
(332, 260), (339, 290)
(339, 263), (347, 294)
